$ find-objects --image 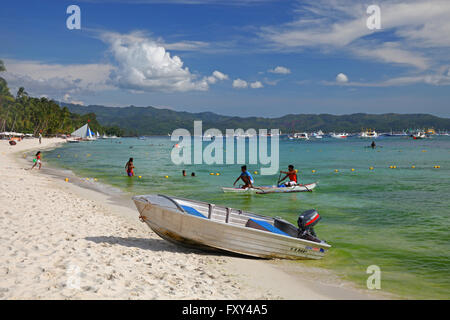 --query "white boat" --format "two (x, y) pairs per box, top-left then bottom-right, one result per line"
(311, 130), (324, 139)
(412, 131), (427, 139)
(289, 132), (309, 140)
(132, 194), (330, 260)
(331, 132), (349, 139)
(67, 137), (81, 143)
(71, 123), (97, 141)
(222, 182), (317, 194)
(360, 129), (378, 138)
